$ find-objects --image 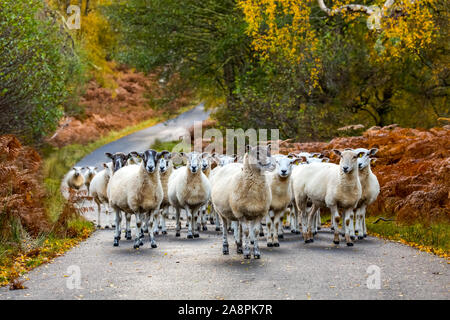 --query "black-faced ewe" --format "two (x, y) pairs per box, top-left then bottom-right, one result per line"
(89, 162), (114, 228)
(211, 145), (275, 259)
(168, 152), (211, 238)
(264, 155), (298, 247)
(108, 150), (167, 248)
(292, 149), (364, 246)
(353, 147), (380, 239)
